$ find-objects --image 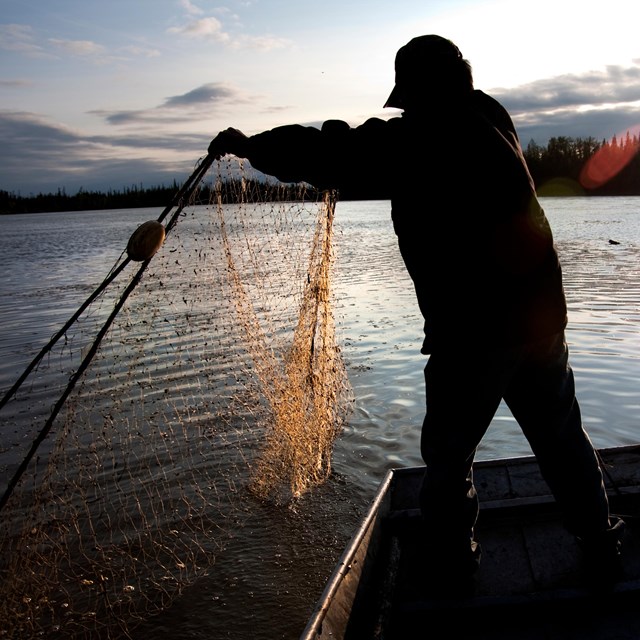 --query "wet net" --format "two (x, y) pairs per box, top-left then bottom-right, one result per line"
(0, 153), (353, 638)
